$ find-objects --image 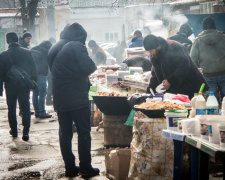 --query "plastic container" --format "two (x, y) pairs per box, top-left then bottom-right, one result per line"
(198, 115), (213, 141)
(177, 118), (183, 132)
(218, 124), (225, 148)
(206, 92), (219, 115)
(195, 92), (206, 115)
(129, 67), (143, 74)
(165, 110), (188, 131)
(207, 116), (225, 144)
(181, 117), (200, 136)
